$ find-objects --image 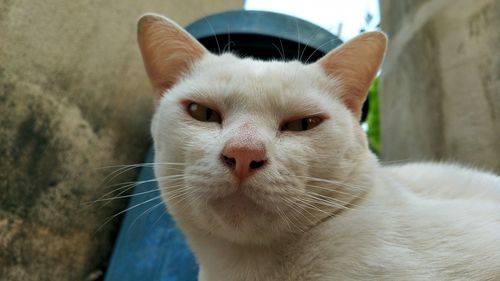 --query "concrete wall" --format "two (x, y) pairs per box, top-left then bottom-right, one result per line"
(0, 1), (242, 280)
(379, 0), (500, 172)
